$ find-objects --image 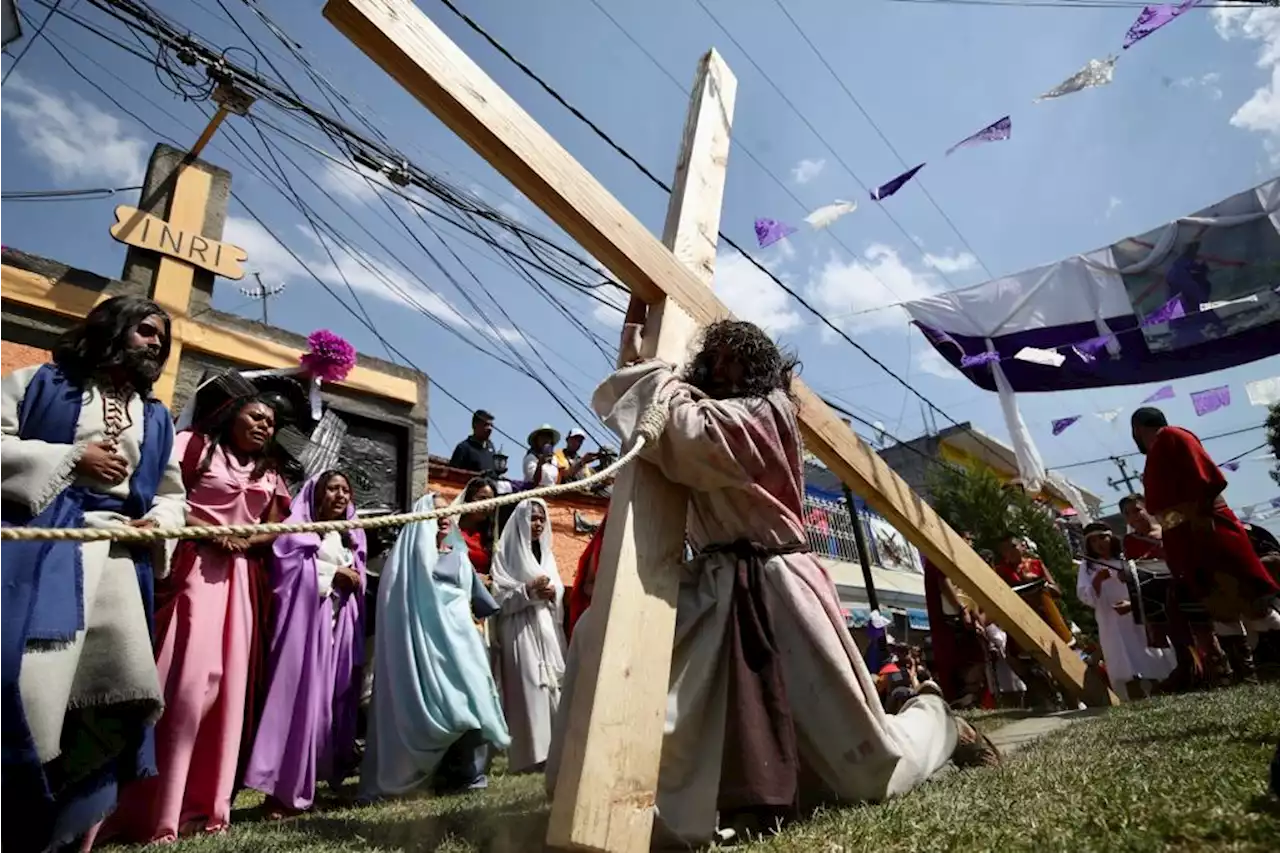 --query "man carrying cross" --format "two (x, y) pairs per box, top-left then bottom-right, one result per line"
(548, 316), (997, 846)
(1, 296), (188, 853)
